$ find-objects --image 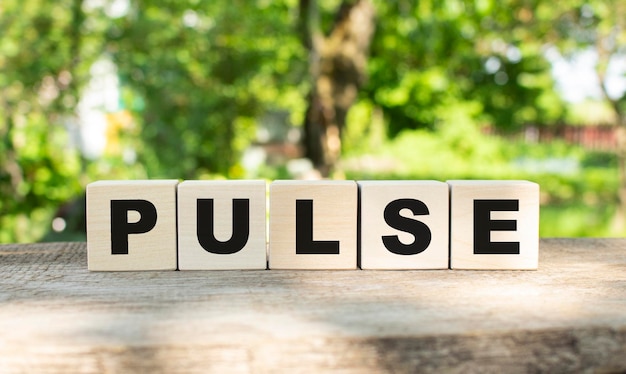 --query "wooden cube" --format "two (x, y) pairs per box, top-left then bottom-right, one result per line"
(87, 180), (179, 271)
(448, 180), (540, 270)
(358, 180), (449, 269)
(269, 180), (357, 269)
(177, 180), (267, 270)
